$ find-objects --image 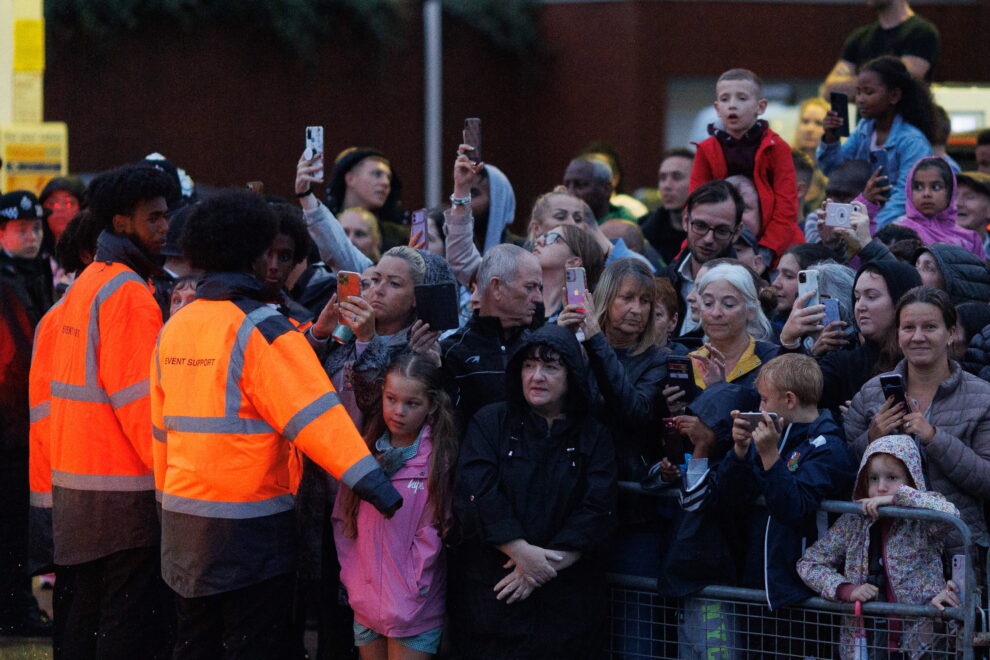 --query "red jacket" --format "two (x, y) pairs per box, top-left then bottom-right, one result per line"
(691, 127), (804, 263)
